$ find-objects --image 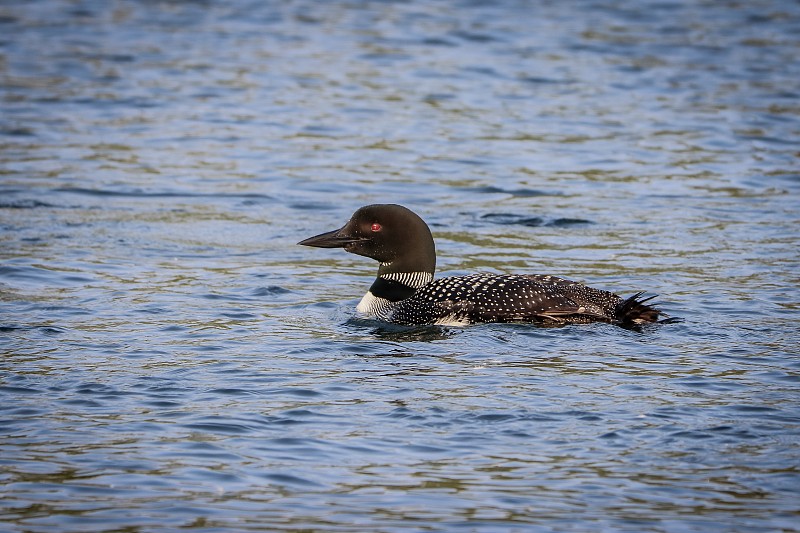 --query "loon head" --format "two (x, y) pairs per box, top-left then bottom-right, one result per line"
(298, 204), (436, 276)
